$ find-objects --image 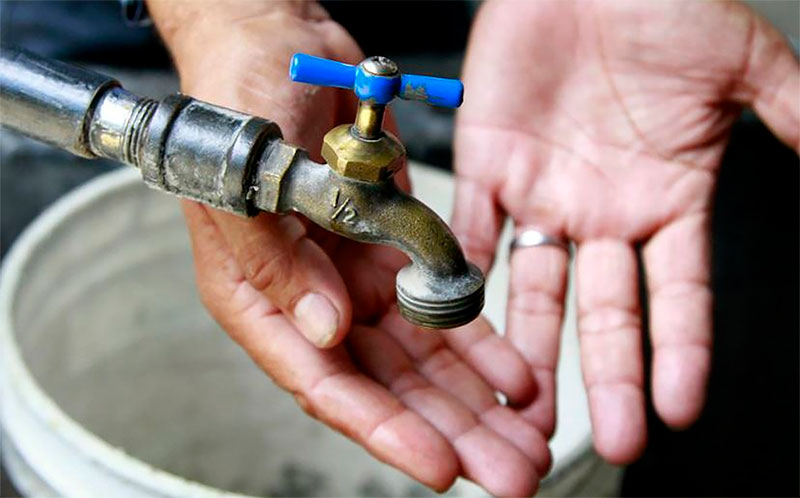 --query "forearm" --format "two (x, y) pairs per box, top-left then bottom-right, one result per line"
(147, 1), (334, 81)
(148, 1), (328, 46)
